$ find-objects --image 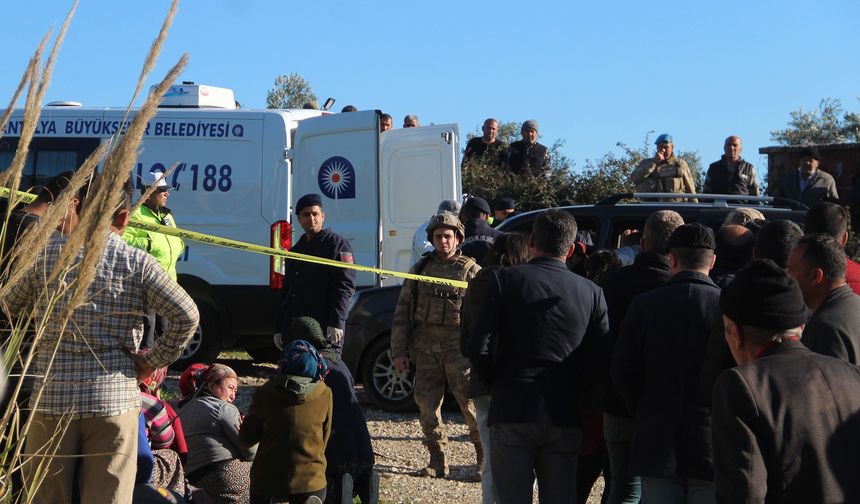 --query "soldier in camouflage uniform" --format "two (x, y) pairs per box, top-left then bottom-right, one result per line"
(391, 213), (483, 479)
